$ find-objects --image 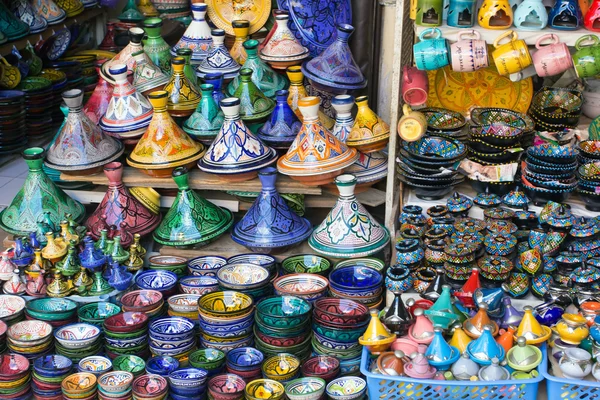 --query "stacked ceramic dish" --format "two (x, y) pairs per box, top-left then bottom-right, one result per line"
(112, 355), (146, 378)
(468, 118), (525, 166)
(168, 294), (201, 325)
(135, 270), (178, 298)
(521, 144), (578, 205)
(328, 266), (384, 309)
(398, 136), (466, 200)
(217, 263), (272, 301)
(285, 377), (326, 400)
(198, 291), (255, 353)
(281, 255), (332, 277)
(301, 355), (341, 381)
(168, 368), (208, 400)
(528, 86), (583, 132)
(179, 276), (219, 295)
(0, 321), (5, 353)
(326, 377), (366, 400)
(32, 355), (72, 400)
(255, 296), (312, 361)
(78, 356), (112, 376)
(272, 273), (329, 303)
(39, 68), (68, 125)
(0, 354), (31, 400)
(262, 354), (301, 383)
(0, 295), (25, 324)
(132, 374), (168, 400)
(103, 312), (150, 360)
(149, 255), (188, 278)
(578, 162), (600, 211)
(7, 320), (54, 360)
(26, 298), (78, 328)
(145, 355), (180, 377)
(54, 323), (103, 363)
(245, 379), (285, 400)
(98, 371), (135, 400)
(187, 255), (227, 277)
(78, 302), (122, 328)
(61, 372), (98, 400)
(422, 107), (467, 142)
(120, 290), (165, 319)
(0, 90), (26, 155)
(189, 348), (226, 376)
(207, 374), (246, 400)
(225, 347), (264, 383)
(16, 77), (55, 141)
(227, 254), (278, 279)
(149, 317), (197, 363)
